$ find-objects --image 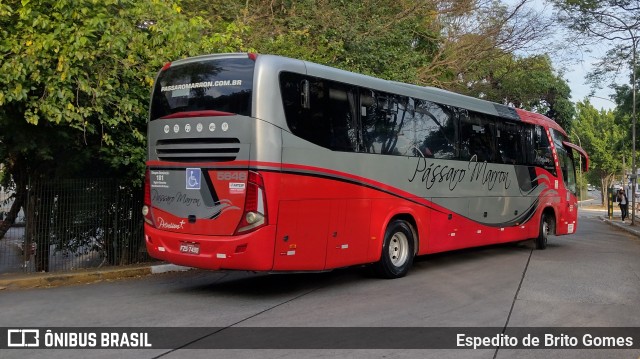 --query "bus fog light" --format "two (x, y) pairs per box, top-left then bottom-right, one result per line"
(142, 205), (149, 216)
